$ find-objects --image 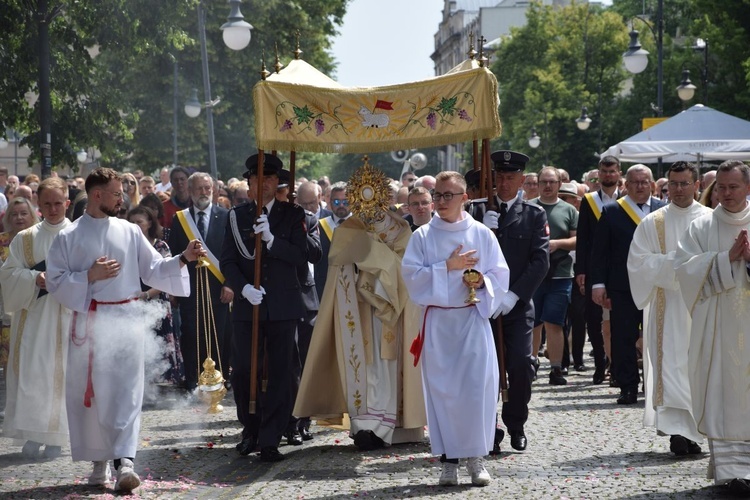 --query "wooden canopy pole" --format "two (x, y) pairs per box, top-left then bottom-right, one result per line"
(288, 151), (296, 203)
(482, 138), (508, 403)
(249, 149), (265, 414)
